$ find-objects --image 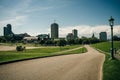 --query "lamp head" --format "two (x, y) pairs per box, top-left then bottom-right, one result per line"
(109, 16), (114, 26)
